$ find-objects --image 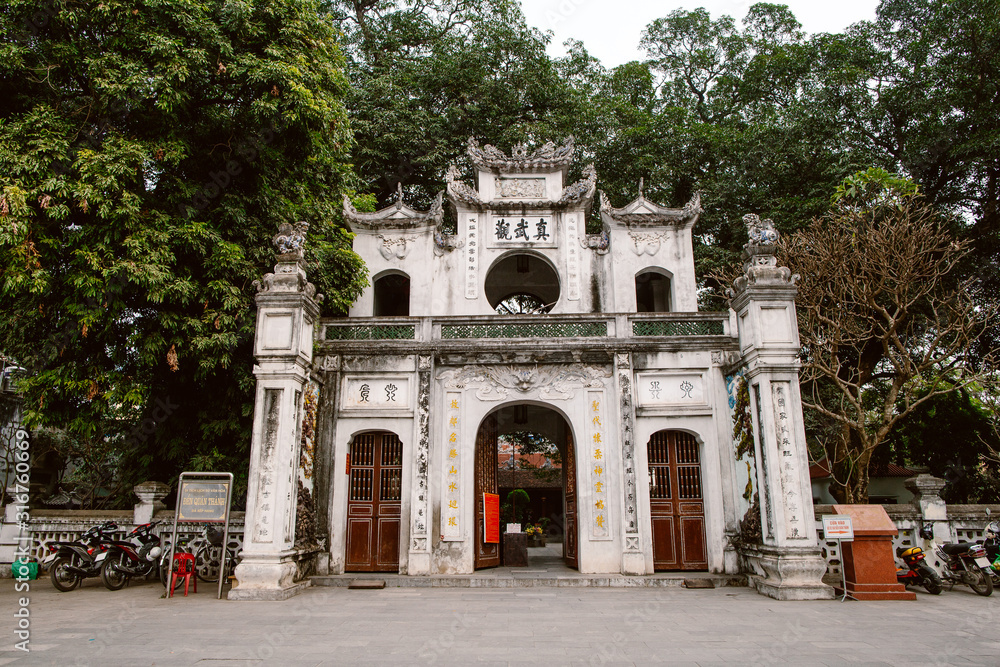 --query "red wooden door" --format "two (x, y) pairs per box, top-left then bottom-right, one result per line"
(346, 432), (402, 572)
(648, 430), (707, 571)
(563, 432), (578, 569)
(474, 416), (500, 569)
